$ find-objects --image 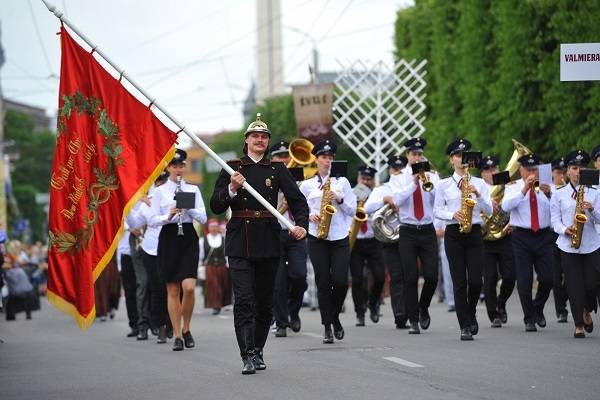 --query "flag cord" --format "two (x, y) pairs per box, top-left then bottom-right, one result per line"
(41, 0), (294, 231)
